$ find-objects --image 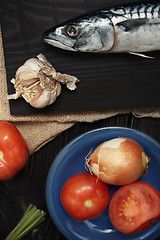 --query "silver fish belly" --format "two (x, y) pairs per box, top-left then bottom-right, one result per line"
(43, 2), (160, 54)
